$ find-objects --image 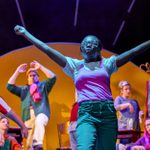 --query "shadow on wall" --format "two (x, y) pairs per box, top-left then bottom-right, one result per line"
(0, 43), (149, 150)
(51, 102), (71, 122)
